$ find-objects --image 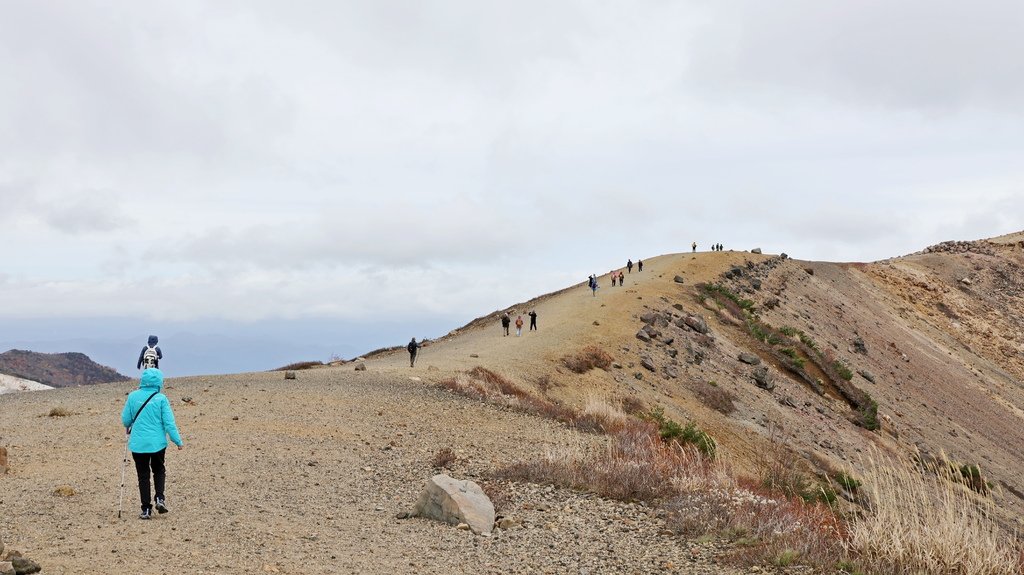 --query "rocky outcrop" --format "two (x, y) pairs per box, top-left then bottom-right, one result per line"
(413, 474), (495, 535)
